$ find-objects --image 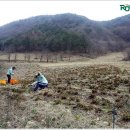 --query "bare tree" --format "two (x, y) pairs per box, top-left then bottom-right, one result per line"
(67, 37), (71, 61)
(14, 53), (17, 63)
(24, 53), (31, 62)
(124, 48), (130, 61)
(60, 53), (63, 61)
(46, 53), (49, 63)
(40, 53), (44, 62)
(44, 50), (50, 63)
(24, 53), (27, 62)
(7, 53), (11, 62)
(55, 54), (58, 62)
(27, 54), (31, 63)
(34, 52), (40, 60)
(66, 51), (71, 61)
